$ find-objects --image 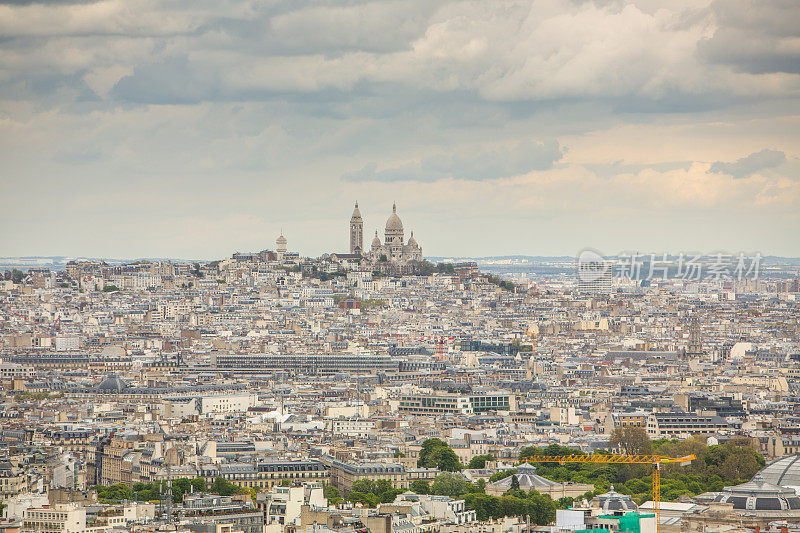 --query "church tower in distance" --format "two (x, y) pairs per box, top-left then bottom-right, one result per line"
(350, 201), (363, 255)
